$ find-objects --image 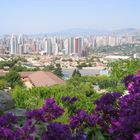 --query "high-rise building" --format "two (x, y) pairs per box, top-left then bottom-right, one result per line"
(70, 37), (74, 54)
(18, 34), (24, 55)
(54, 43), (59, 55)
(74, 38), (78, 54)
(78, 37), (82, 56)
(64, 39), (69, 55)
(47, 38), (52, 55)
(24, 44), (29, 54)
(51, 37), (57, 55)
(95, 36), (108, 47)
(108, 36), (117, 46)
(73, 37), (82, 56)
(43, 38), (48, 53)
(10, 34), (18, 55)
